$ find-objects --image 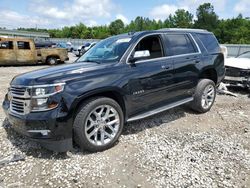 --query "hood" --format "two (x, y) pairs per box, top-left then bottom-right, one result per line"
(225, 57), (250, 69)
(11, 62), (111, 86)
